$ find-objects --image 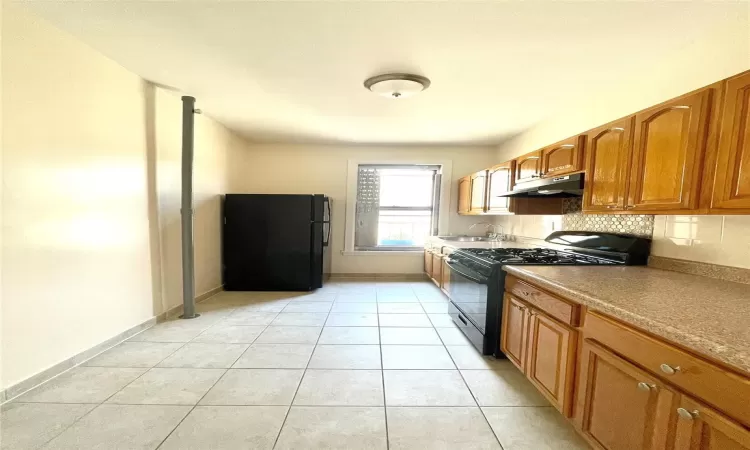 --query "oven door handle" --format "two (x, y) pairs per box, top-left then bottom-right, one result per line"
(445, 260), (489, 284)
